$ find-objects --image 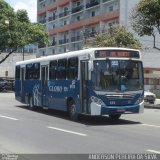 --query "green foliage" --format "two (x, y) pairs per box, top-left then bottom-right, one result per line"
(0, 0), (50, 63)
(131, 0), (160, 49)
(85, 26), (142, 49)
